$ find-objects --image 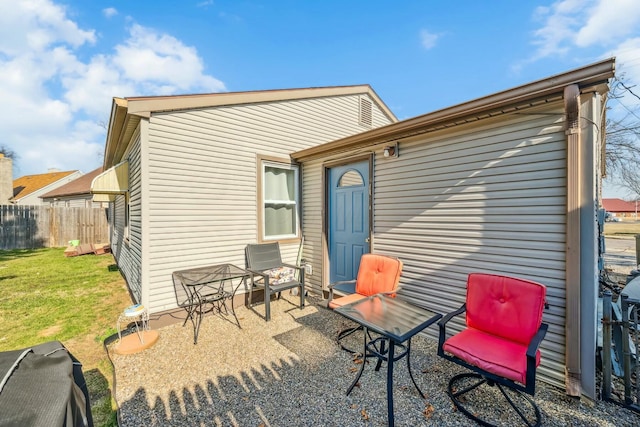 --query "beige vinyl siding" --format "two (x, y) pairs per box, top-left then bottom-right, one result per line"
(300, 159), (325, 294)
(145, 94), (393, 311)
(110, 132), (143, 302)
(373, 103), (567, 389)
(299, 101), (569, 389)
